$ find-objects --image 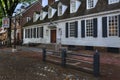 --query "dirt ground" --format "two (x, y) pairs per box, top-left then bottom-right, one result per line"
(0, 46), (120, 80)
